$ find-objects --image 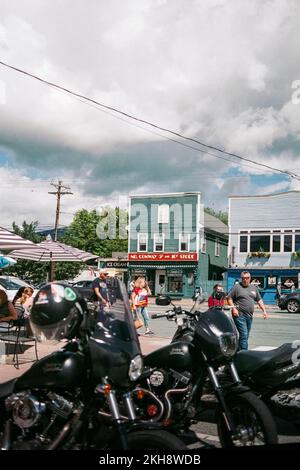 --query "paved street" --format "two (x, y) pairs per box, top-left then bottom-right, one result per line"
(145, 300), (300, 349)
